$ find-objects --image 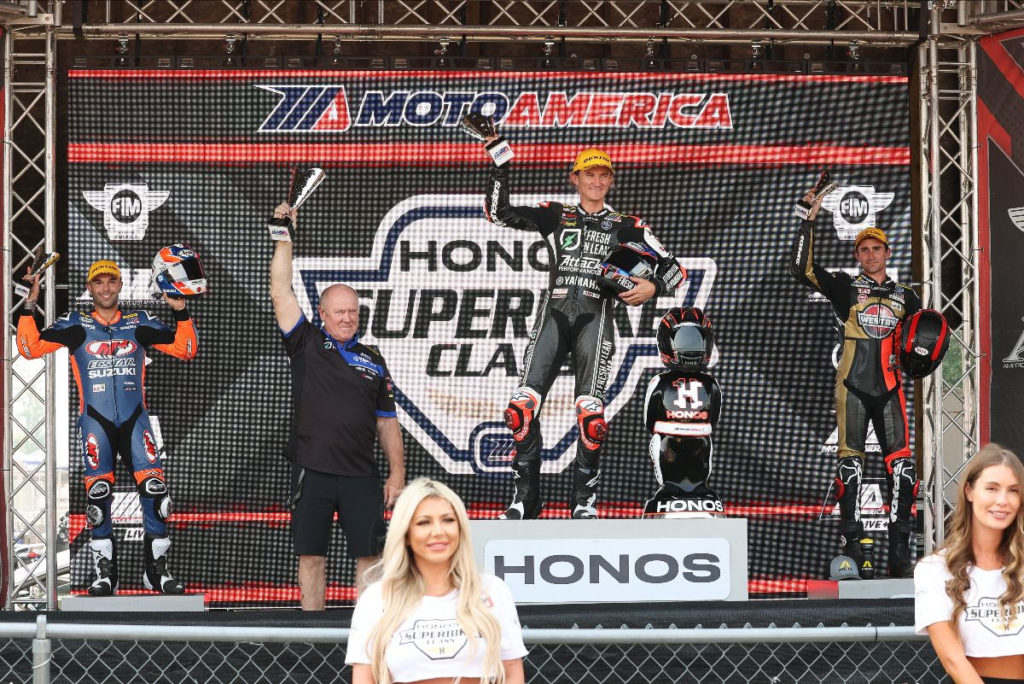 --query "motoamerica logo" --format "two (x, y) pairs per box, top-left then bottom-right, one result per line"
(293, 194), (716, 474)
(258, 85), (733, 133)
